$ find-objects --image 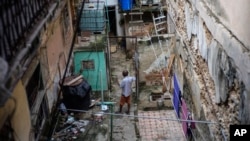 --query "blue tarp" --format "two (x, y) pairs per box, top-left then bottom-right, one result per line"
(173, 74), (180, 118)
